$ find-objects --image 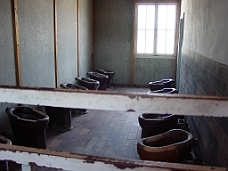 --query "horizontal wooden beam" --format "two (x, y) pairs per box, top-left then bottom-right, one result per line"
(0, 144), (226, 171)
(0, 86), (227, 170)
(0, 86), (228, 117)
